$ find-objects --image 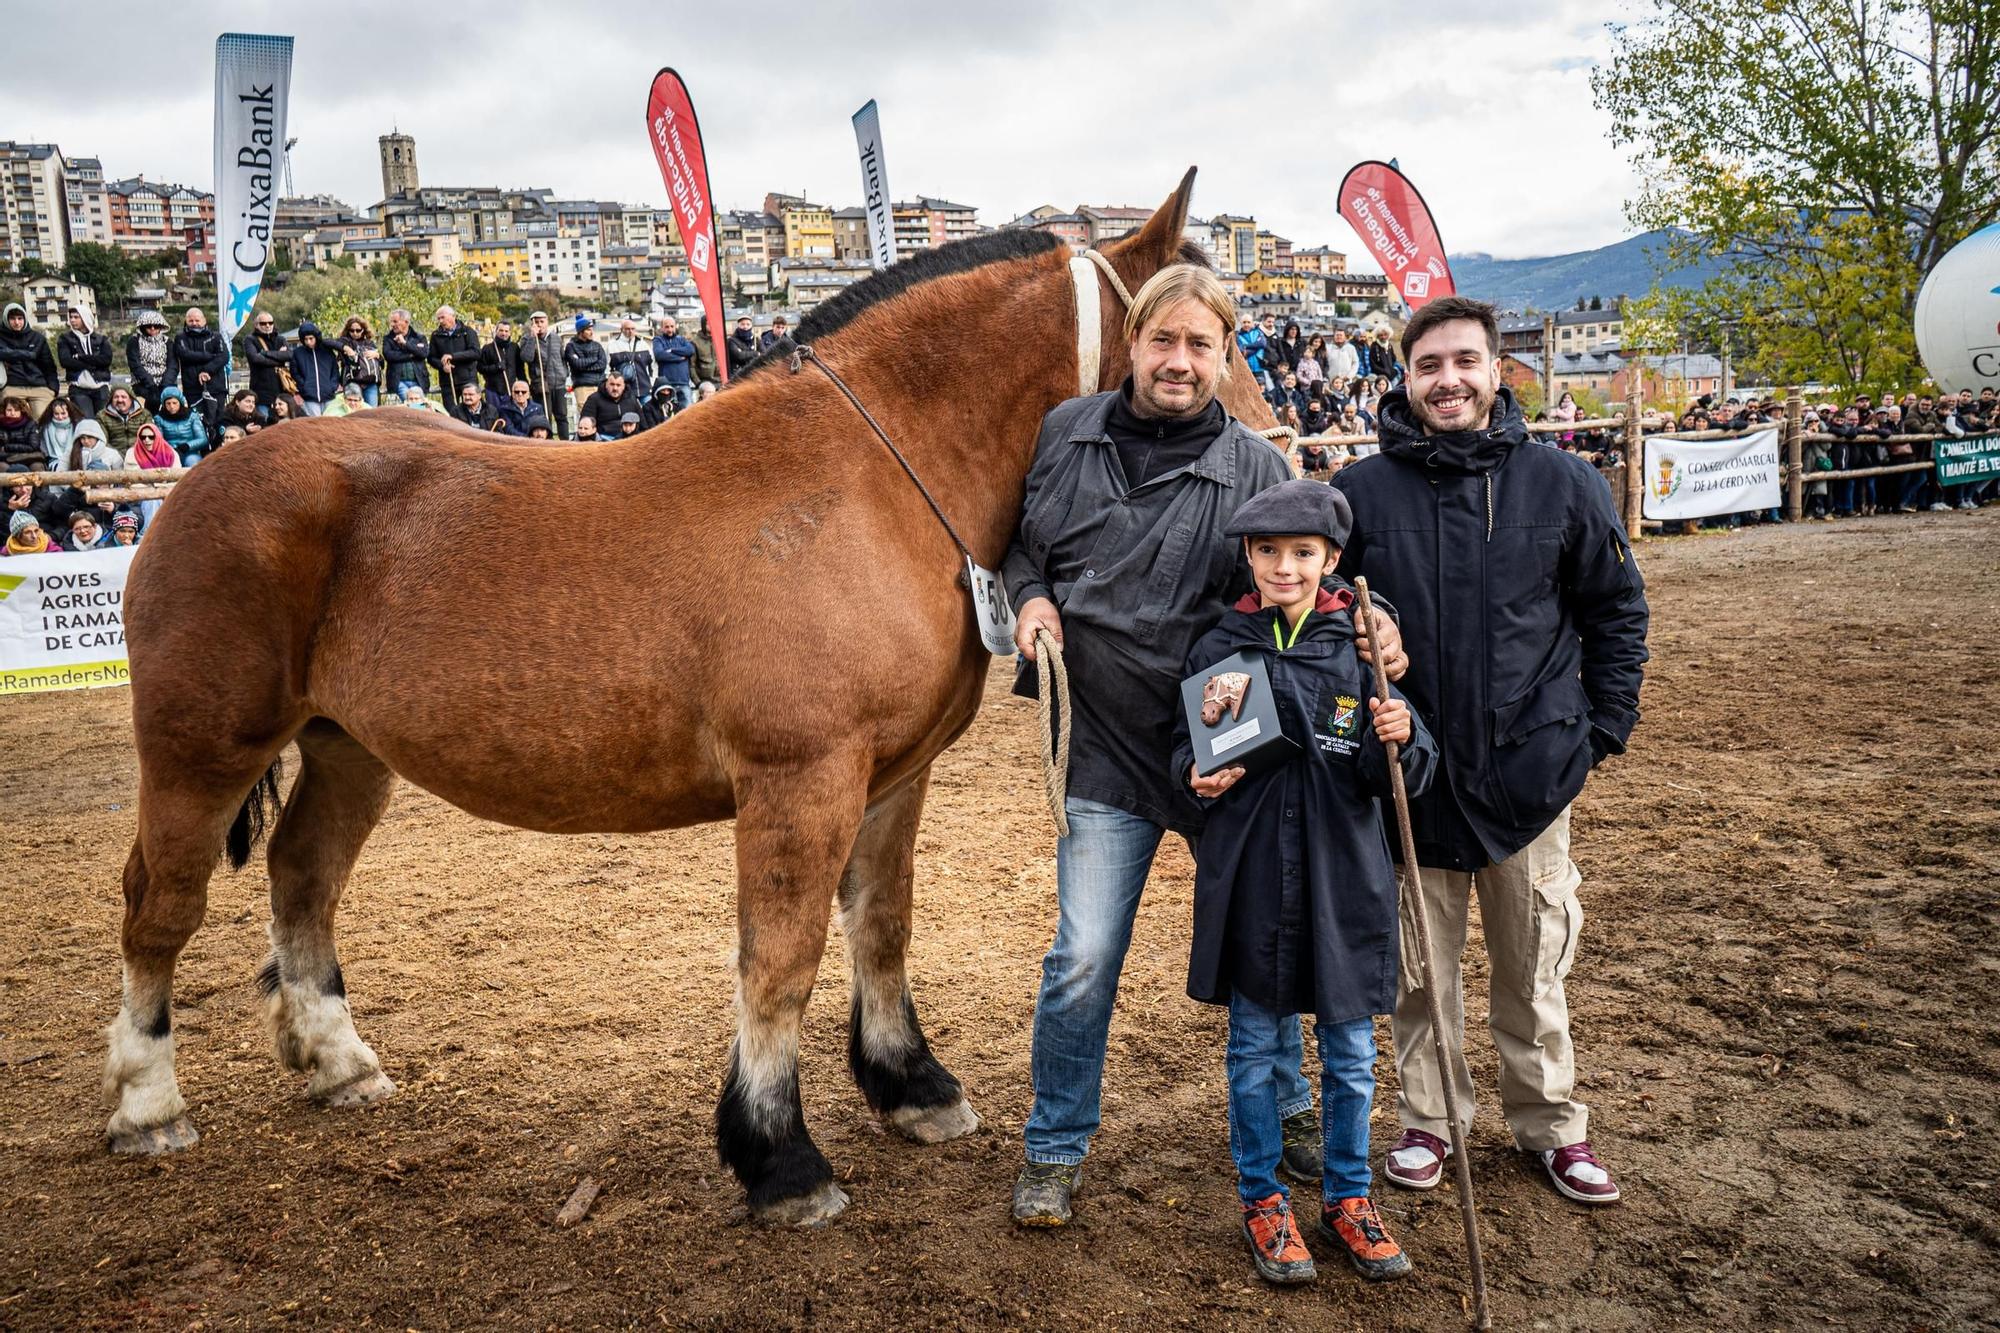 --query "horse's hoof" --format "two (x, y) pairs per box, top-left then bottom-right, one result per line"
(890, 1098), (980, 1145)
(754, 1181), (850, 1228)
(315, 1069), (396, 1108)
(108, 1116), (200, 1156)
